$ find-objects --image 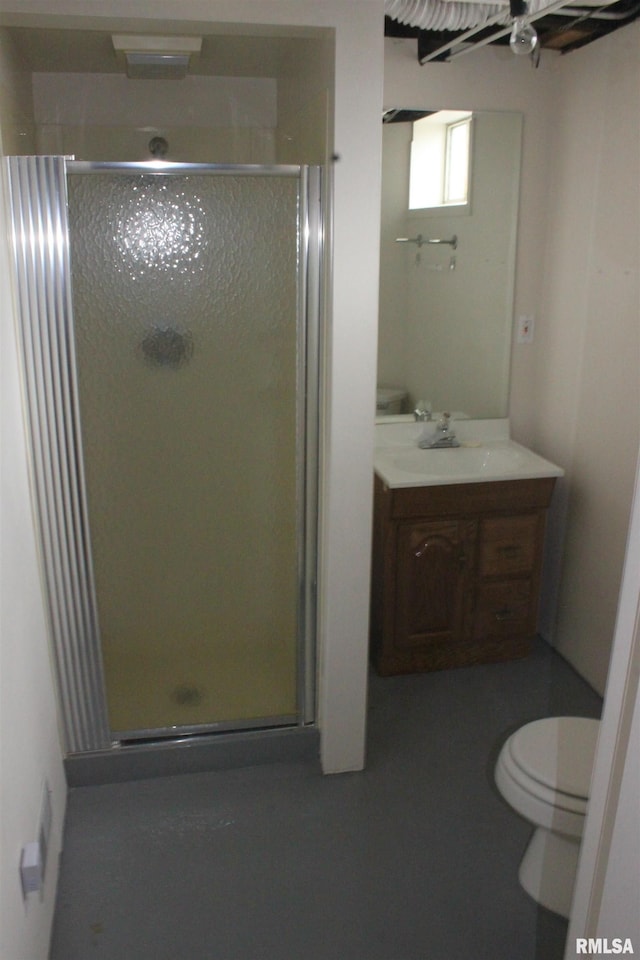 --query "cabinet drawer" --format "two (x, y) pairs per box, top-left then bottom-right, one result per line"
(473, 580), (533, 638)
(478, 514), (539, 577)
